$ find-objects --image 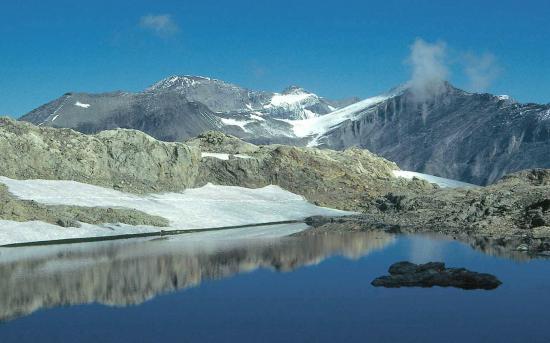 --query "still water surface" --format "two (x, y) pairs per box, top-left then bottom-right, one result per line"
(0, 228), (549, 342)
